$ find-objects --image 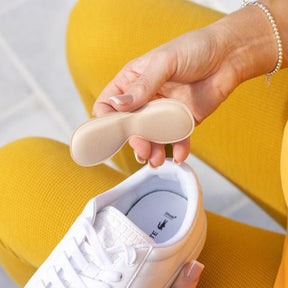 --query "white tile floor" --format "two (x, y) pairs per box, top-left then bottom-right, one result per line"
(0, 0), (285, 287)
